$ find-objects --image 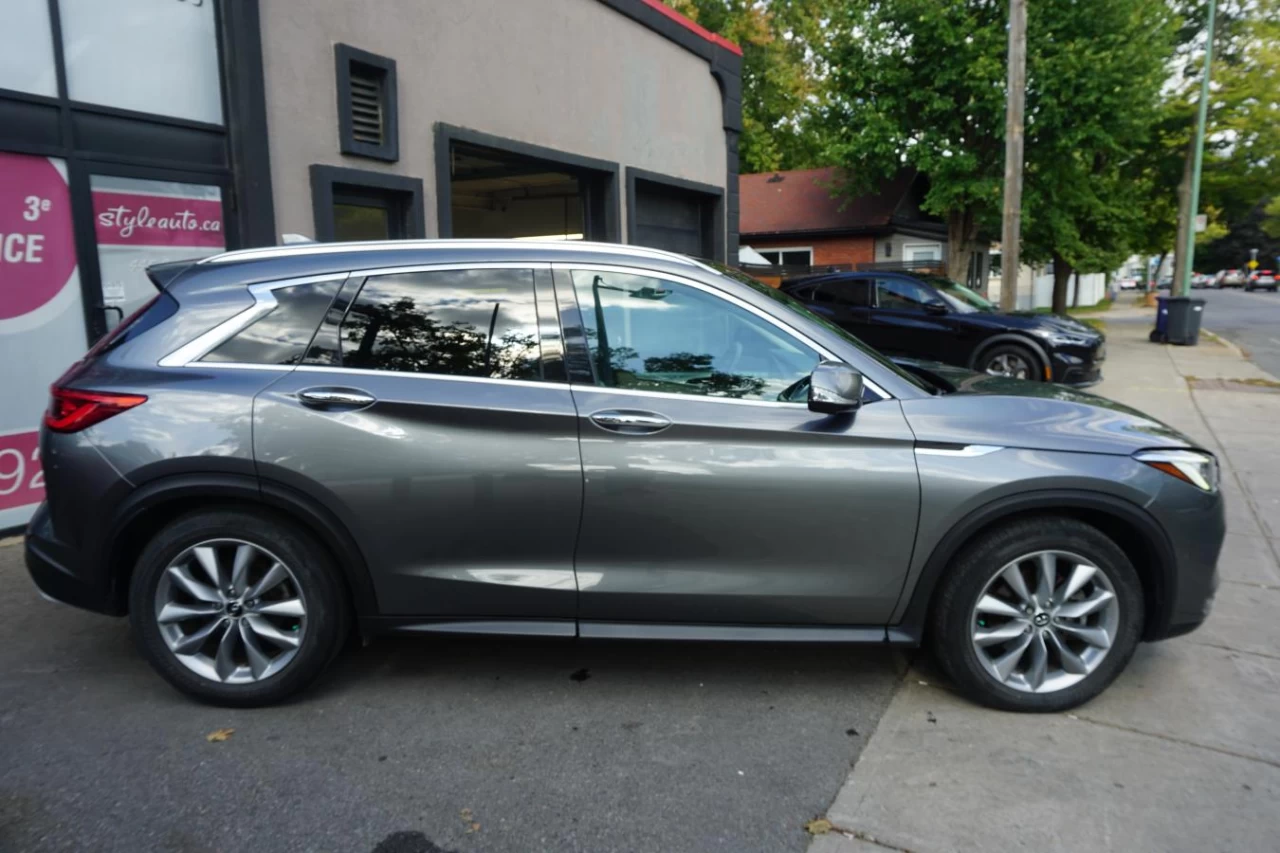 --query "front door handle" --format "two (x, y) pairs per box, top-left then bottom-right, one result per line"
(297, 387), (377, 410)
(589, 409), (672, 435)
